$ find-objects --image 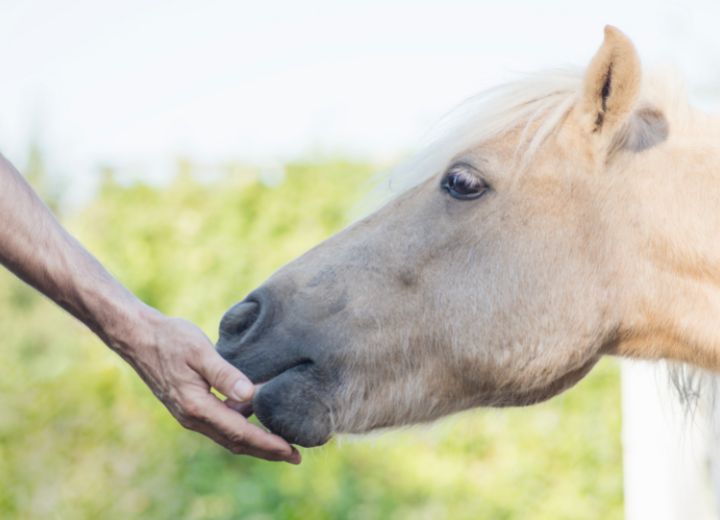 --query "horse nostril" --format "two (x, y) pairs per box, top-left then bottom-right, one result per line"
(219, 300), (260, 343)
